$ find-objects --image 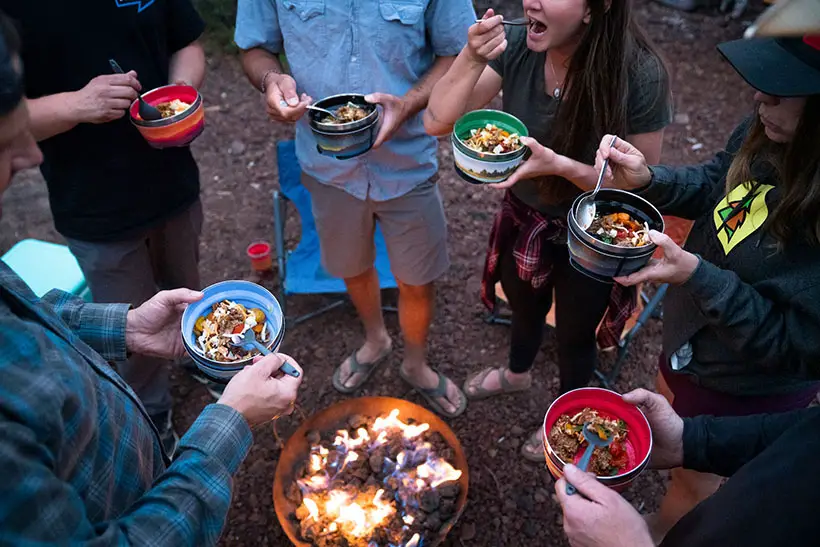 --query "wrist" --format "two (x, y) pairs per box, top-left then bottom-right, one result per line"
(125, 309), (139, 354)
(65, 91), (88, 124)
(260, 68), (282, 93)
